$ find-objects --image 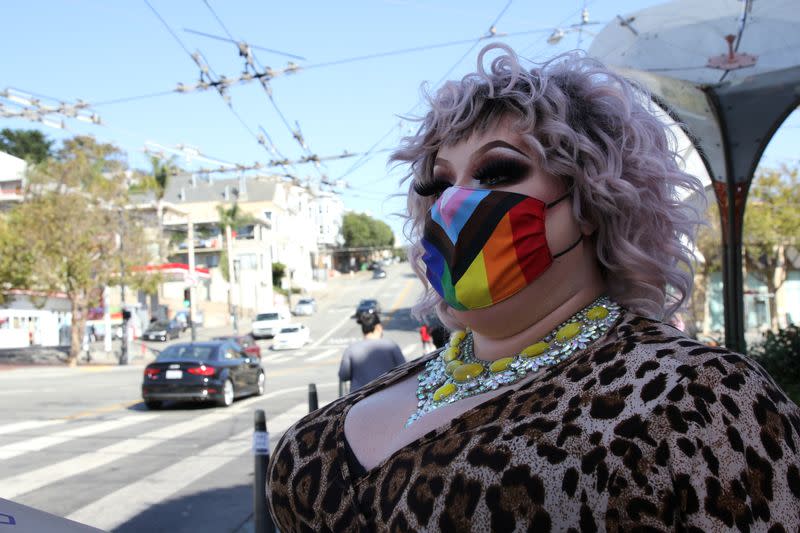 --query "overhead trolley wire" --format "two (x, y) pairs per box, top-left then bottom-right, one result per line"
(337, 0), (516, 184)
(142, 0), (282, 164)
